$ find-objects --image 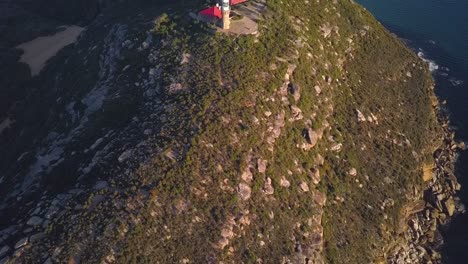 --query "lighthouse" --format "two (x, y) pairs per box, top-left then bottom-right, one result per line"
(221, 0), (230, 29)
